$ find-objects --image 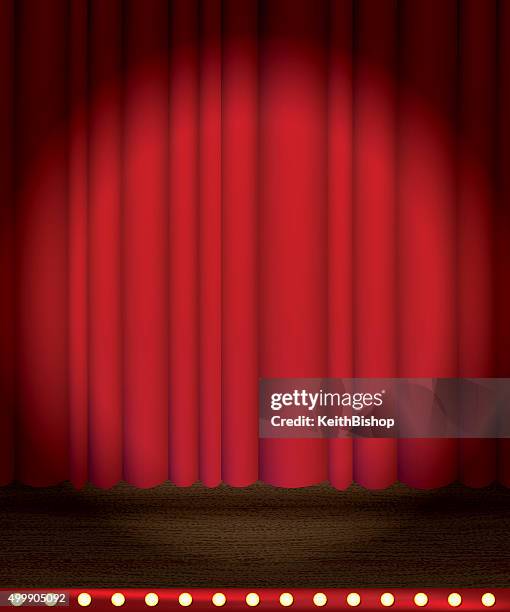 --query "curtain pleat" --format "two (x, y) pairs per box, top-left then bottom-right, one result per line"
(1, 0), (509, 489)
(199, 0), (222, 487)
(0, 0), (14, 487)
(352, 0), (397, 490)
(69, 0), (88, 488)
(222, 0), (259, 486)
(123, 0), (169, 487)
(168, 0), (200, 486)
(88, 0), (123, 488)
(397, 0), (459, 489)
(259, 0), (329, 487)
(457, 0), (498, 488)
(327, 0), (354, 490)
(496, 0), (510, 487)
(15, 0), (69, 486)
